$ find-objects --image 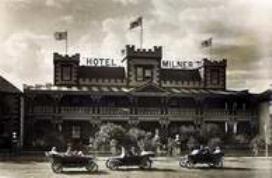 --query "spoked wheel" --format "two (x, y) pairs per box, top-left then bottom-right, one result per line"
(179, 157), (187, 168)
(185, 161), (193, 169)
(216, 158), (224, 168)
(107, 160), (119, 170)
(51, 162), (62, 173)
(139, 159), (152, 169)
(105, 160), (110, 168)
(86, 161), (98, 172)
